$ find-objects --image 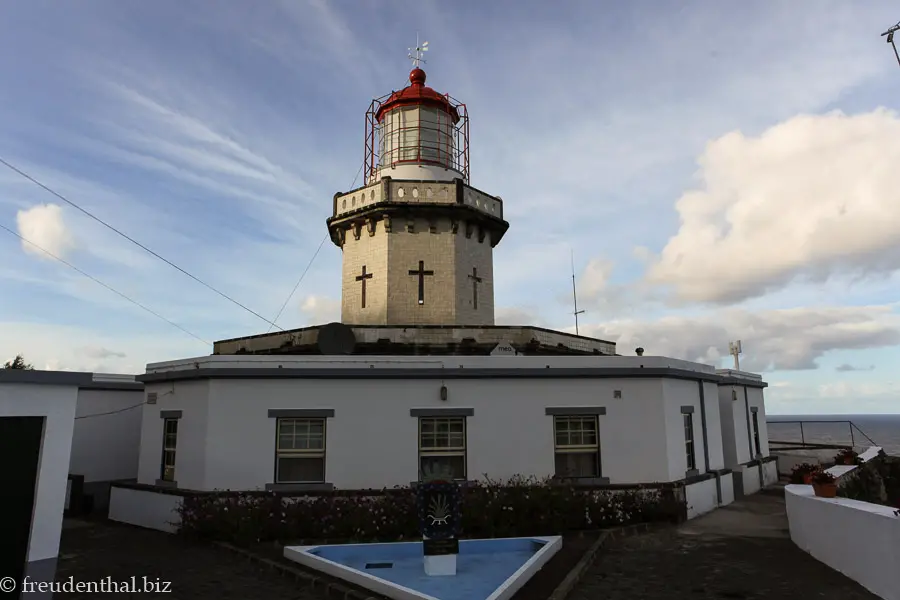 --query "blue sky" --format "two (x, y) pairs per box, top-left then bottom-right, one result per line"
(2, 1), (900, 414)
